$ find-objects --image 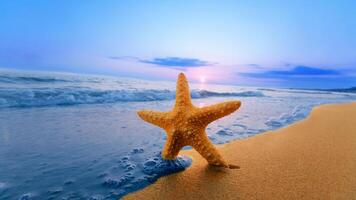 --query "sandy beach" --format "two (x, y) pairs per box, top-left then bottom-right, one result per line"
(124, 102), (356, 200)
